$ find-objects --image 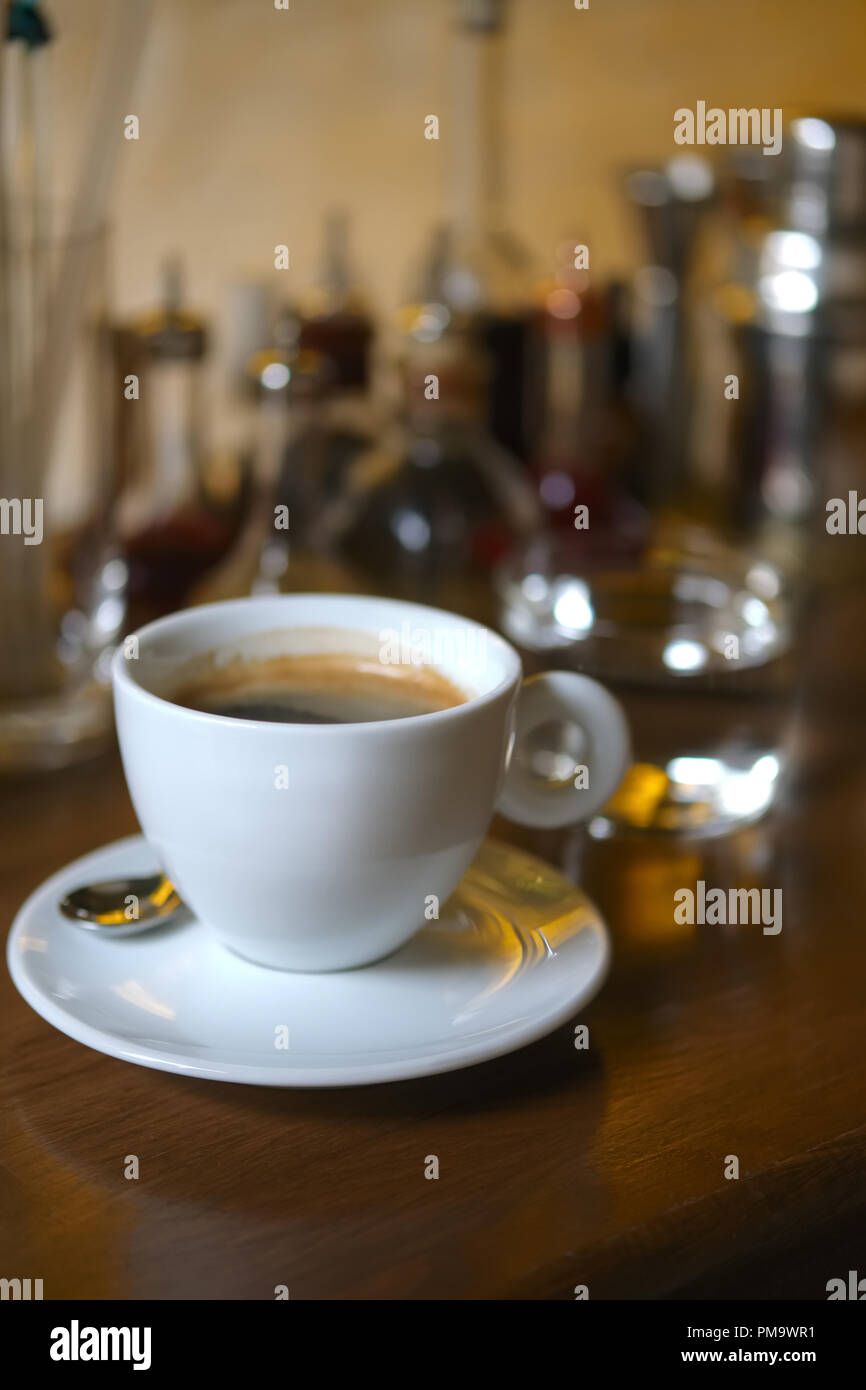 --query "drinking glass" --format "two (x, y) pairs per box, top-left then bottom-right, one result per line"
(497, 526), (797, 838)
(0, 215), (126, 771)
